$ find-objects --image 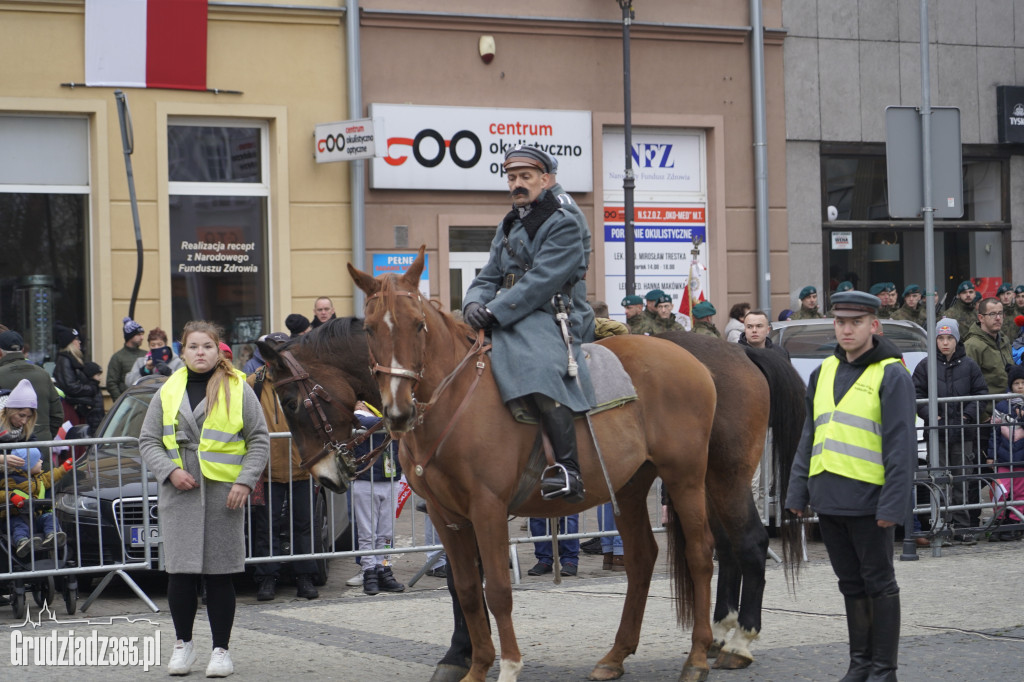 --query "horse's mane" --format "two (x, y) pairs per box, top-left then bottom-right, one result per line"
(294, 316), (370, 366)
